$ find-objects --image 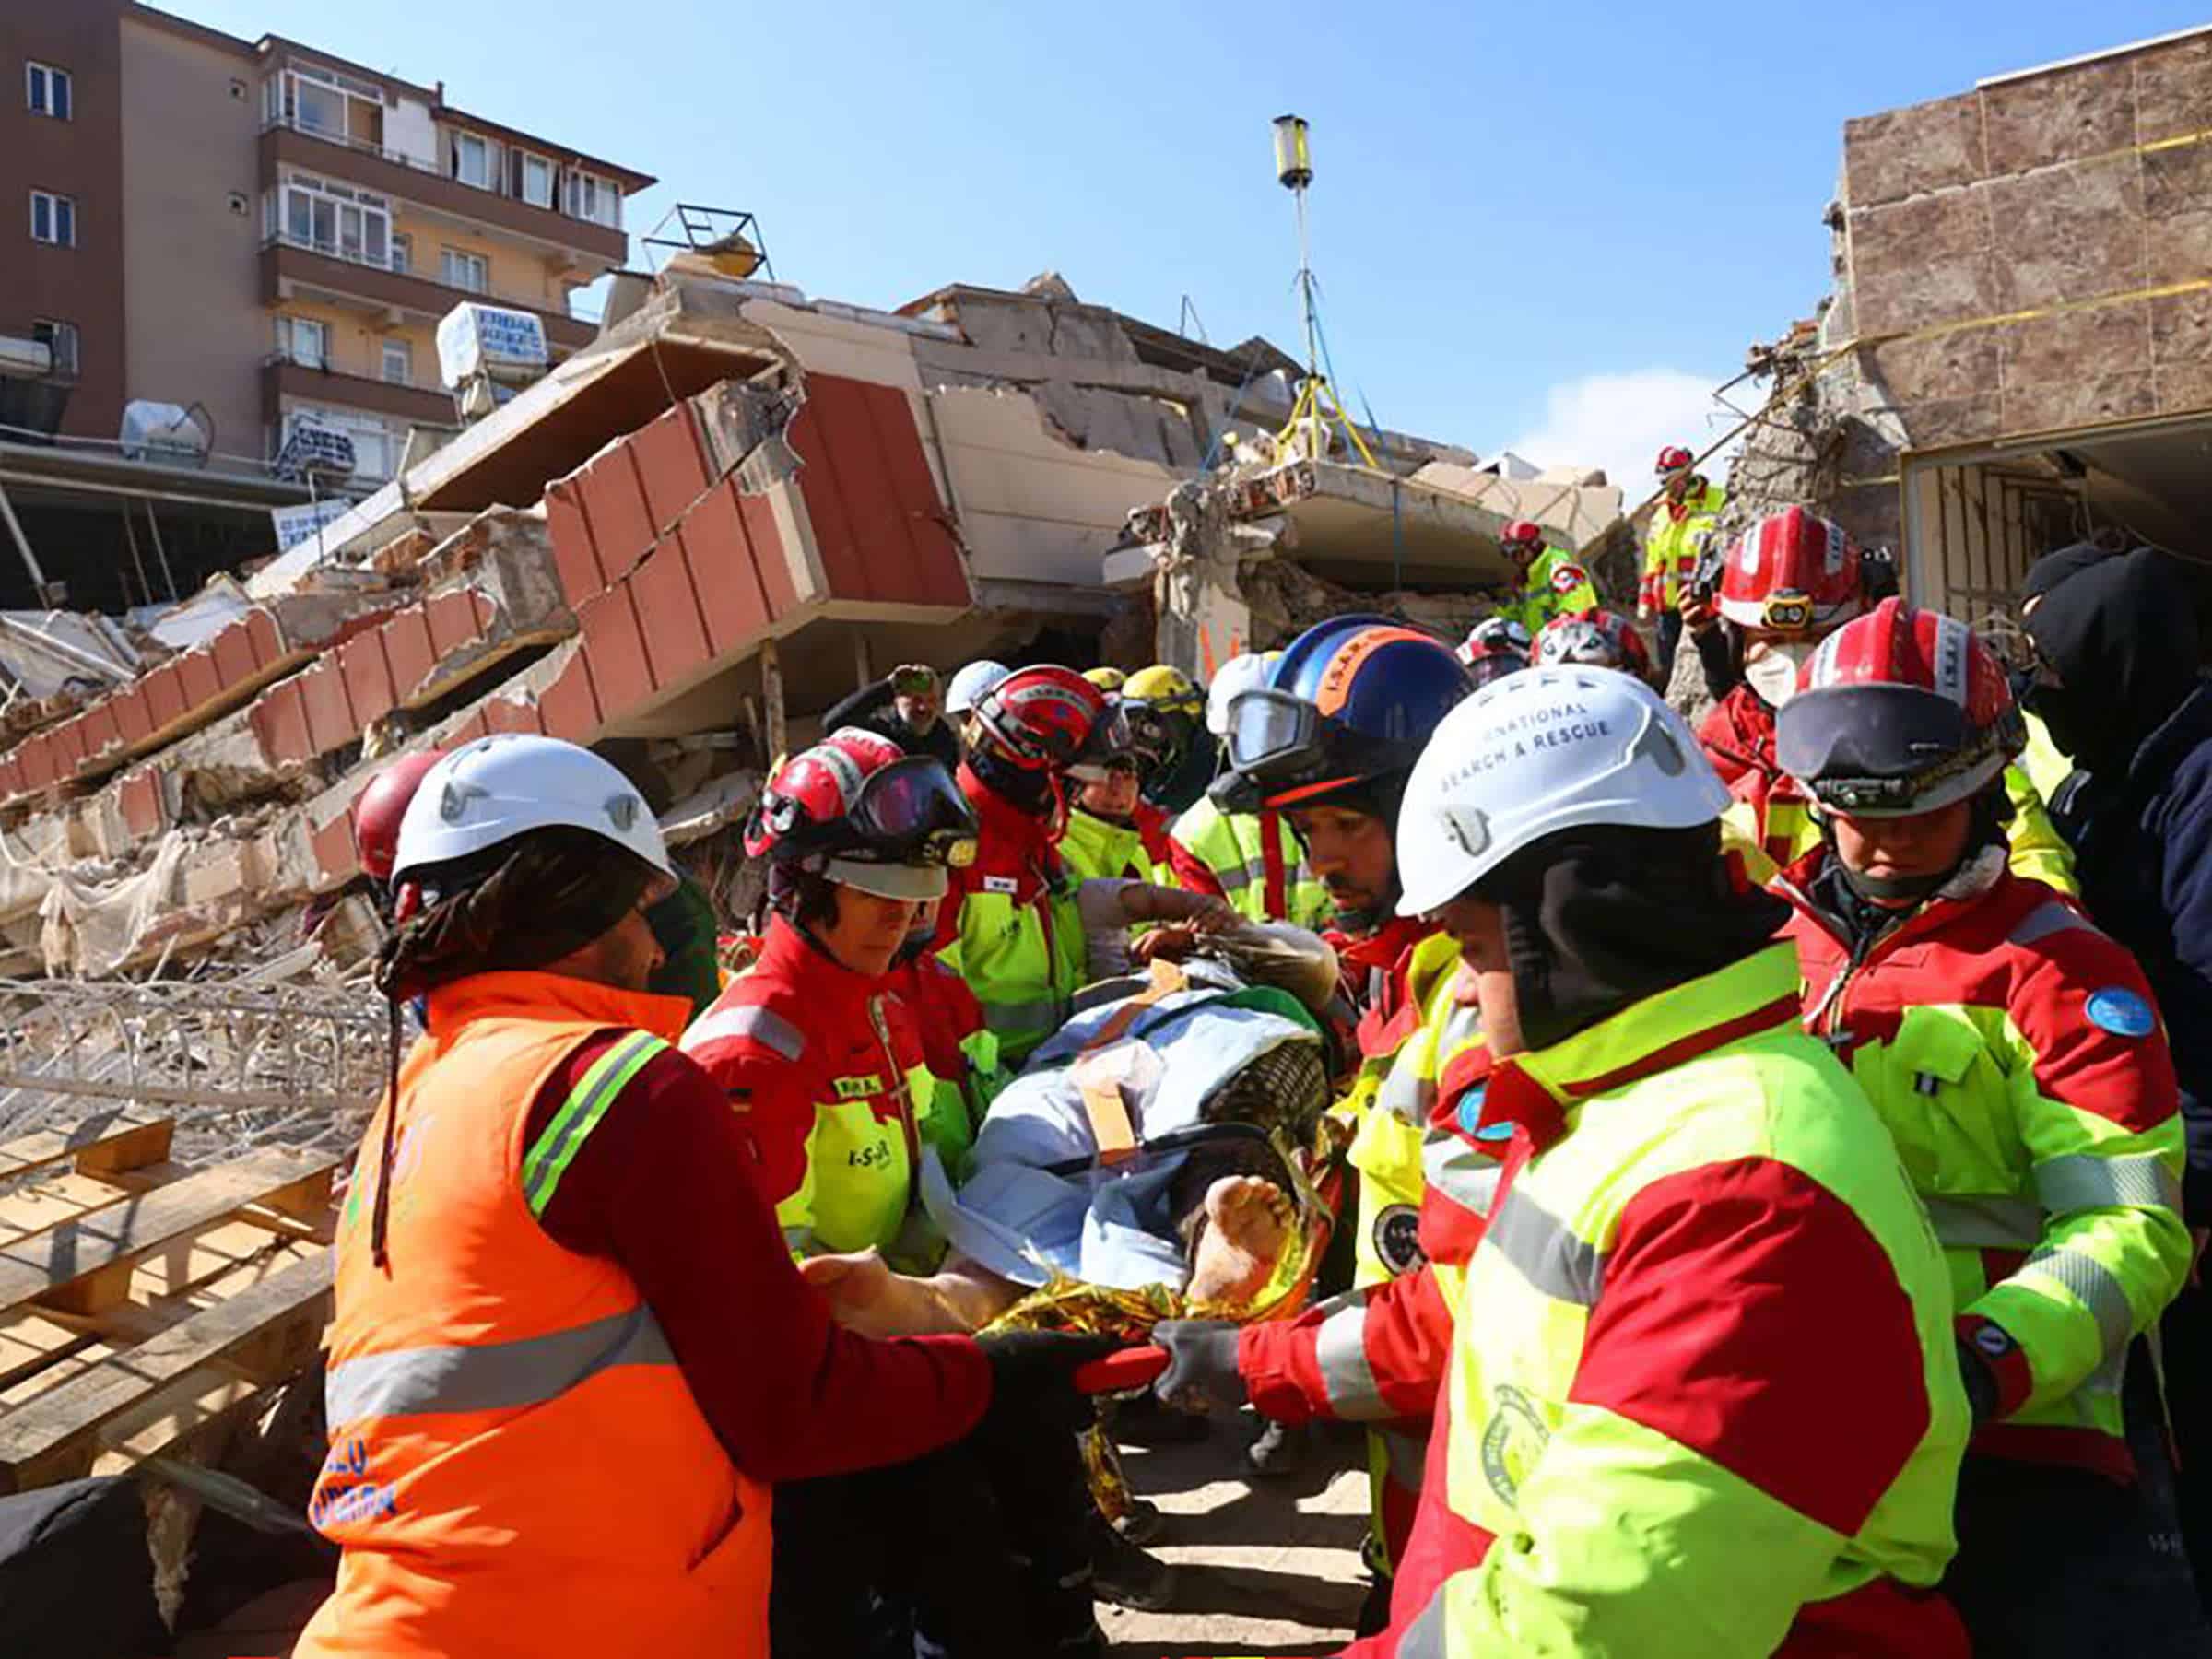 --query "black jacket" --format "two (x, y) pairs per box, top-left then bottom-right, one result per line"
(820, 677), (960, 771)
